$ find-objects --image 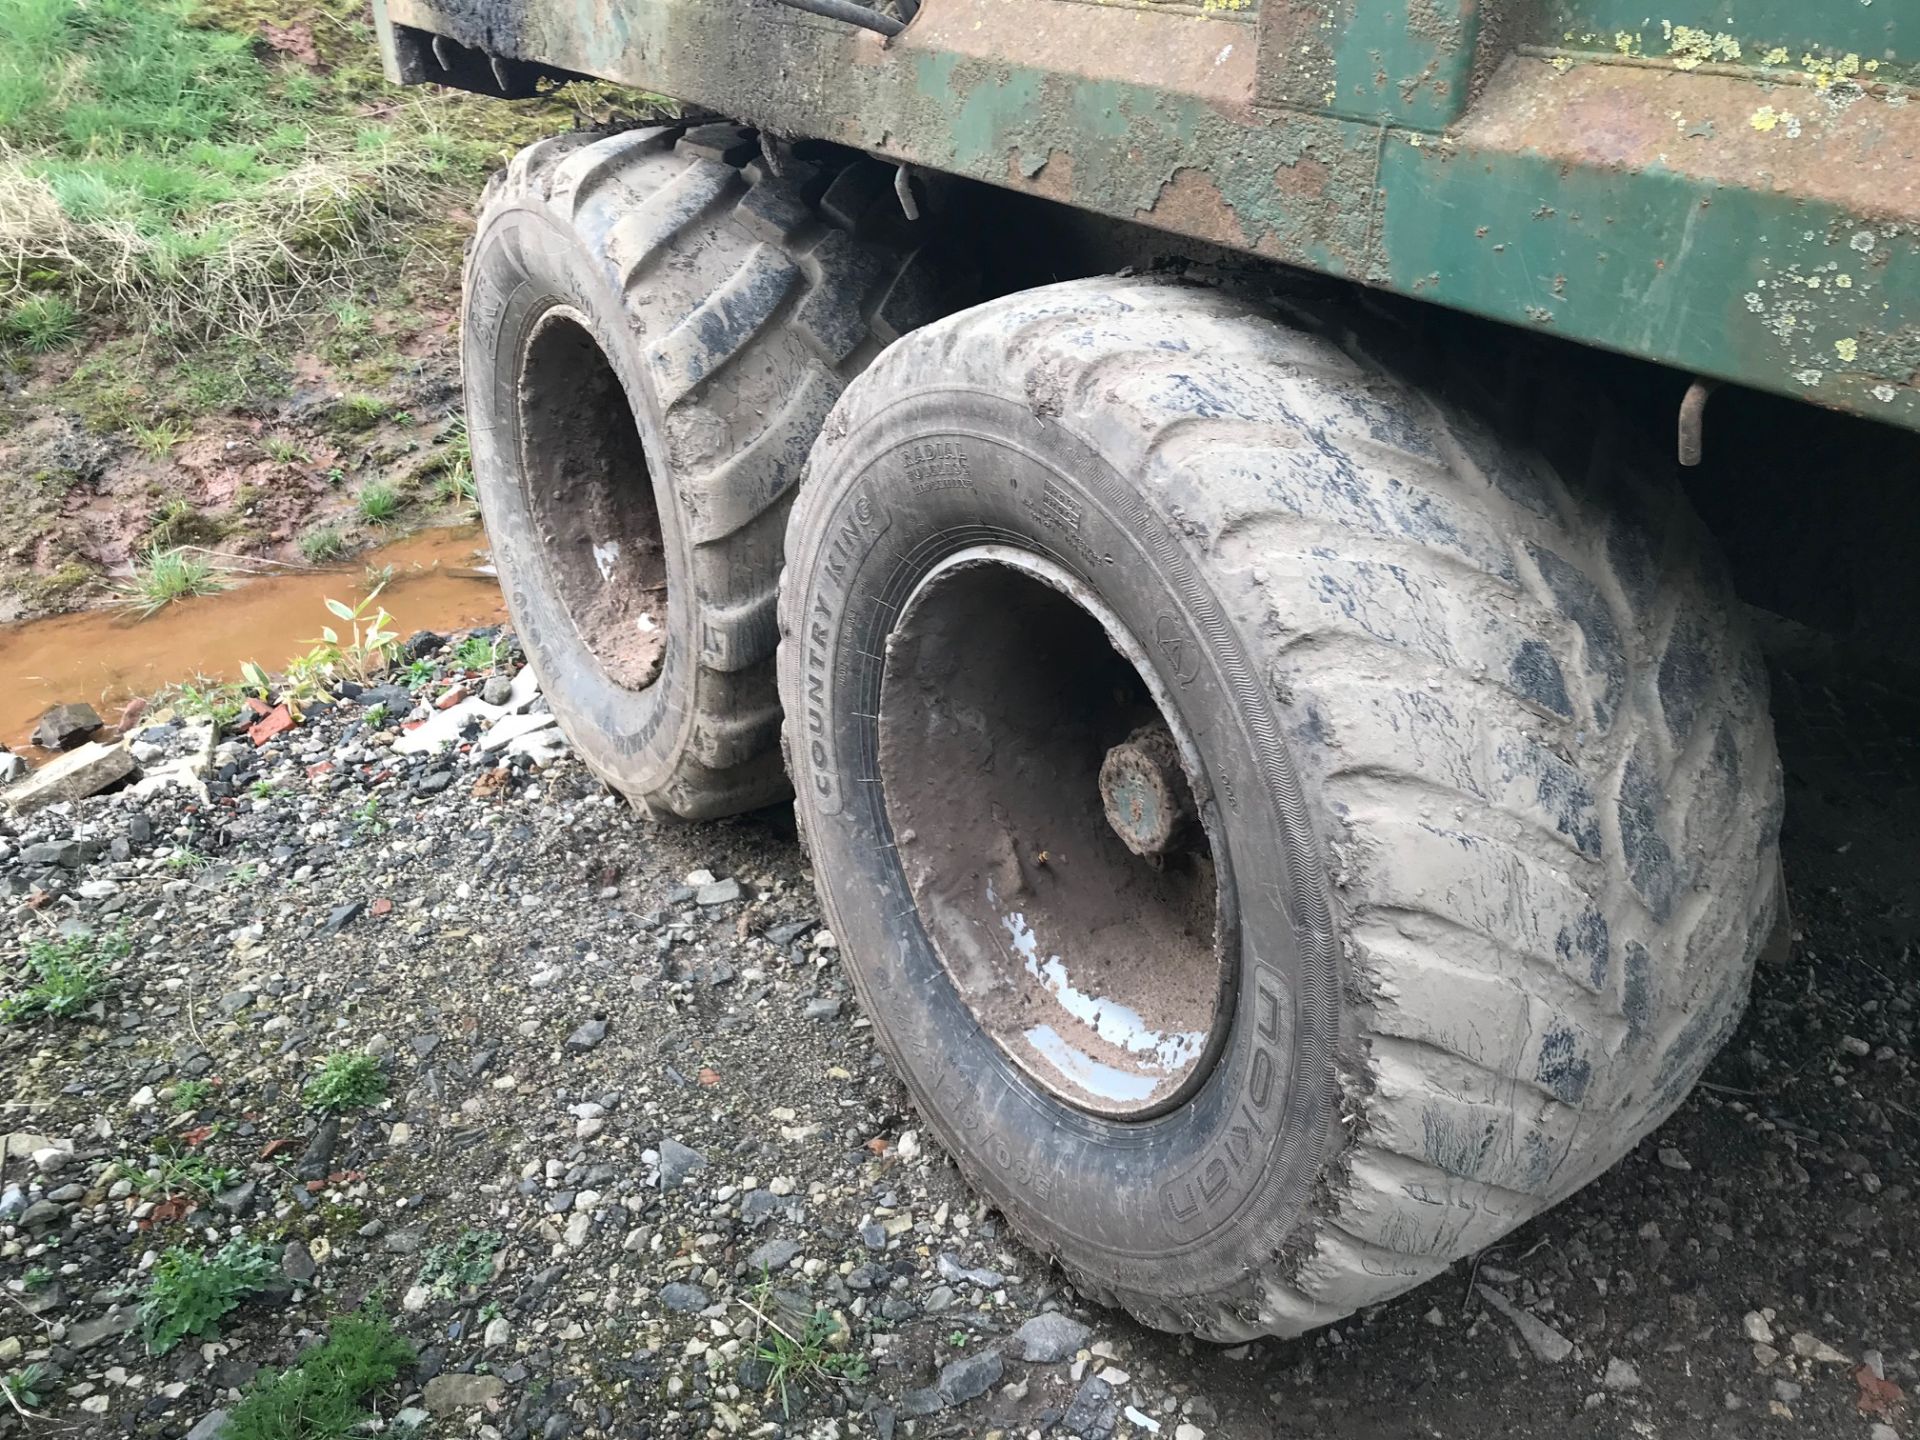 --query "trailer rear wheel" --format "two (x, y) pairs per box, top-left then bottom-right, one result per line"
(463, 124), (955, 818)
(776, 278), (1784, 1338)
